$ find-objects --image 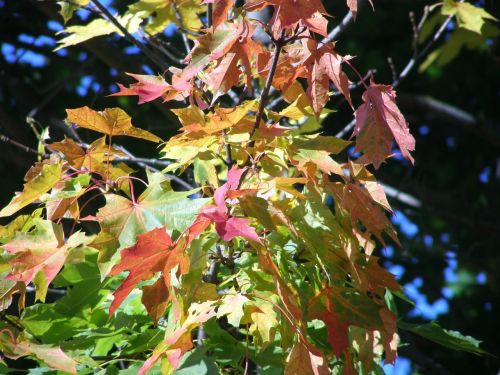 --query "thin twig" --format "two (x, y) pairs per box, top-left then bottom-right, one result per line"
(0, 133), (43, 156)
(249, 31), (286, 141)
(173, 3), (192, 54)
(89, 0), (168, 71)
(319, 10), (355, 48)
(393, 1), (462, 88)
